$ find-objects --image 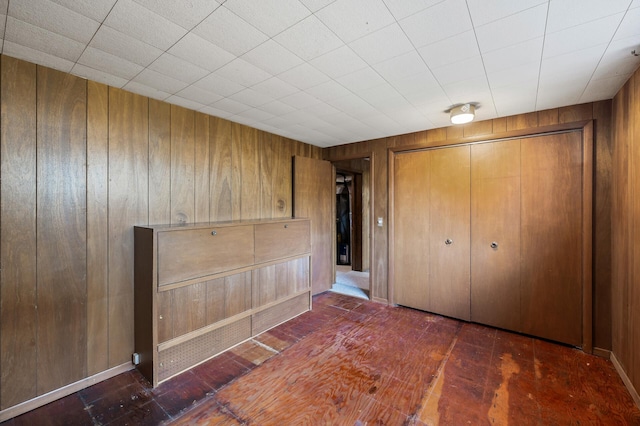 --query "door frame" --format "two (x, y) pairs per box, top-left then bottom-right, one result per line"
(388, 120), (593, 352)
